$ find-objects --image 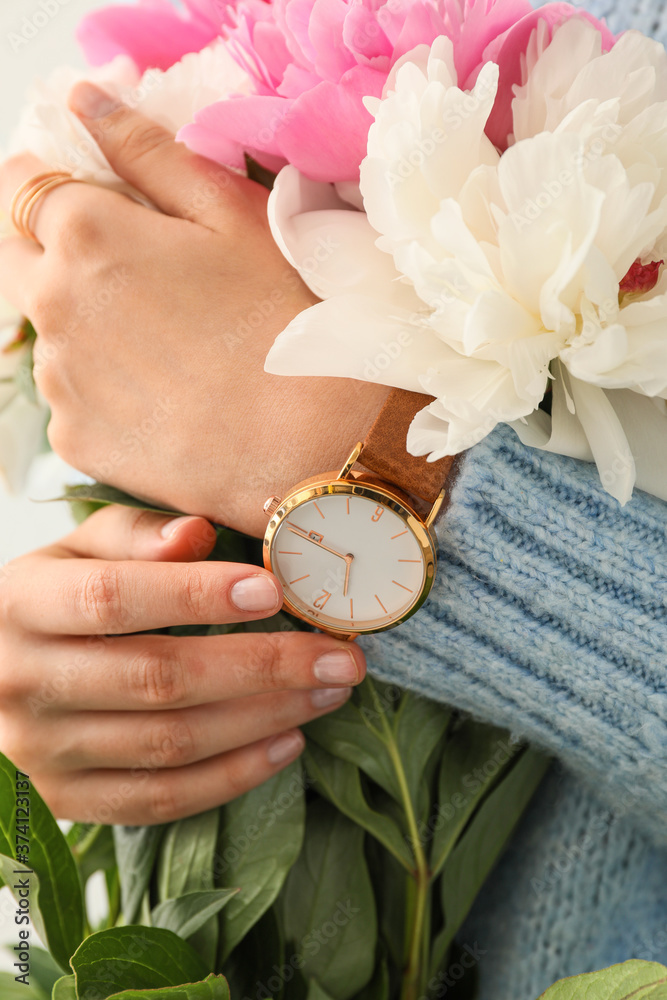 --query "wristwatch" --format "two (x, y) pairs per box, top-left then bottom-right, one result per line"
(262, 388), (458, 640)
